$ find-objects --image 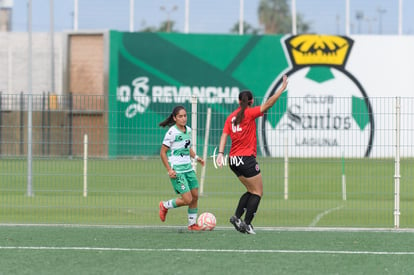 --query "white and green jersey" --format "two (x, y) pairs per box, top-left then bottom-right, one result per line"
(162, 125), (193, 173)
